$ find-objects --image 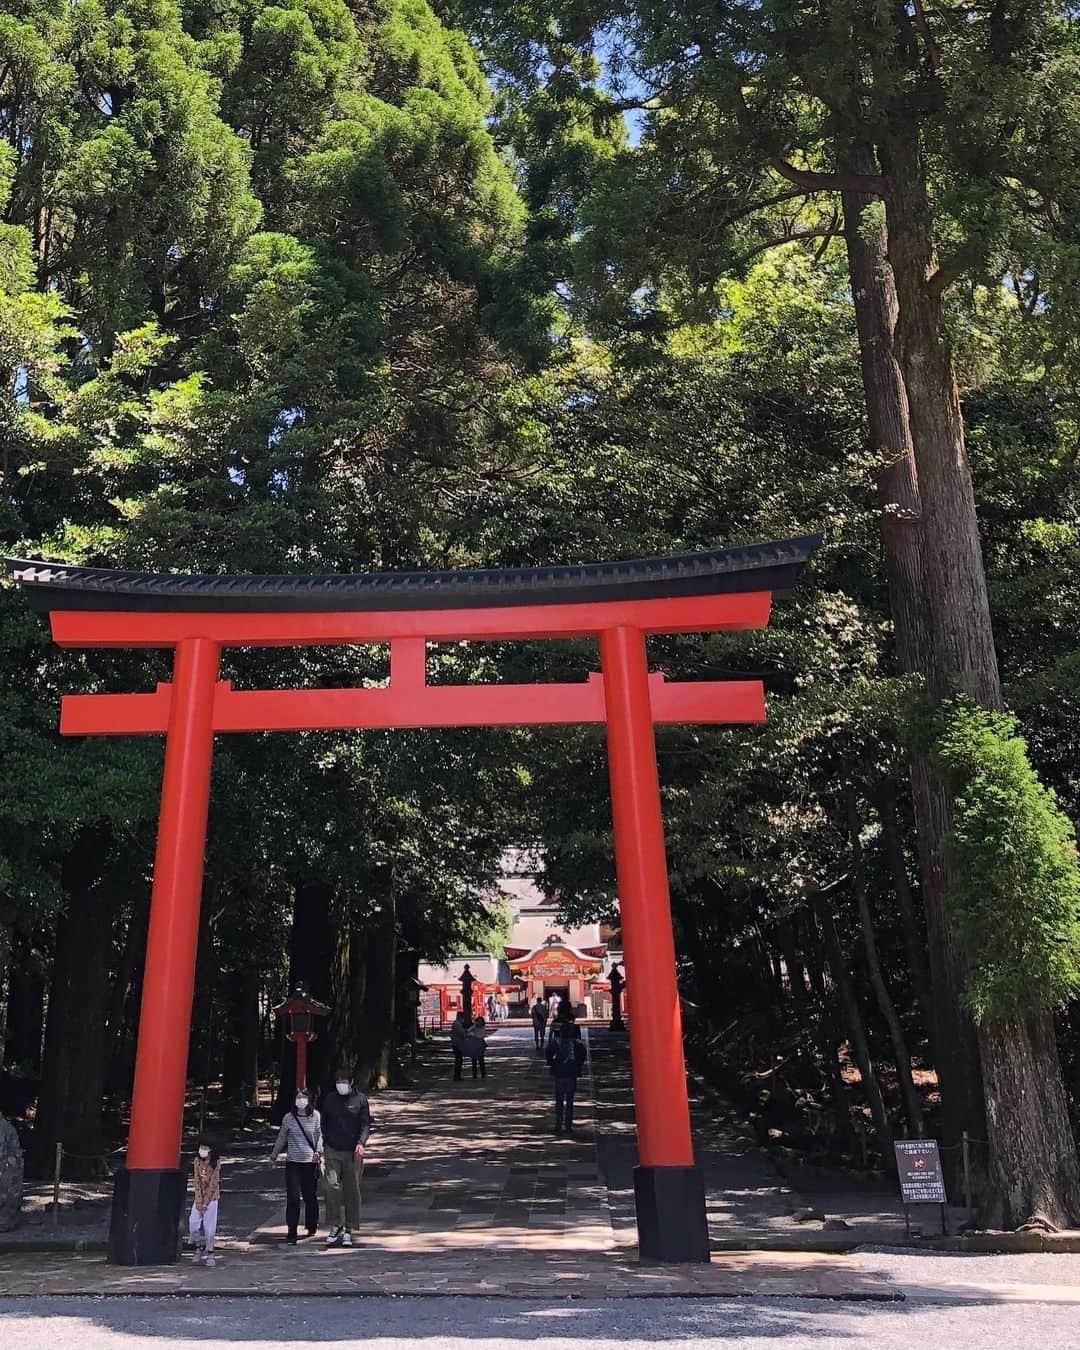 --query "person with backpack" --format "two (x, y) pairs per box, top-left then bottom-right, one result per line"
(530, 996), (548, 1051)
(320, 1063), (371, 1248)
(545, 1004), (586, 1133)
(270, 1088), (322, 1244)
